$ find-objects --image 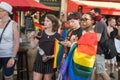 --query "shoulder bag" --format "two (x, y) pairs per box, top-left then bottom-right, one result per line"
(103, 38), (117, 59)
(0, 20), (11, 43)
